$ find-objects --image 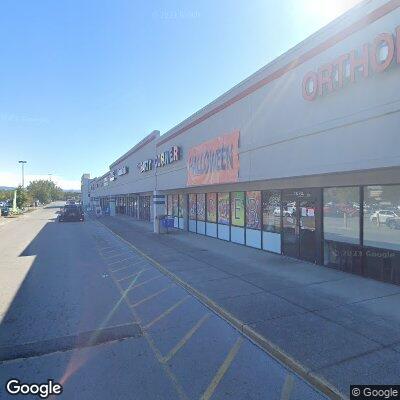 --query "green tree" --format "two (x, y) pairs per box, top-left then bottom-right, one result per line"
(0, 189), (13, 202)
(26, 180), (64, 204)
(16, 186), (31, 208)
